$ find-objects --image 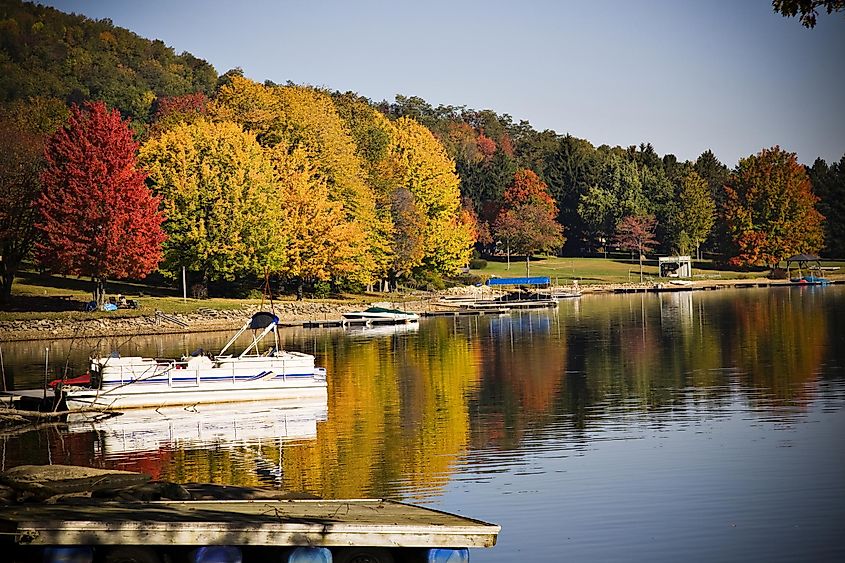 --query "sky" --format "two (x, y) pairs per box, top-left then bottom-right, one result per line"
(42, 0), (845, 167)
